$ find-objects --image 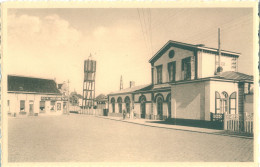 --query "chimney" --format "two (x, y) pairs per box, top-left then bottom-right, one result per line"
(130, 81), (135, 88)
